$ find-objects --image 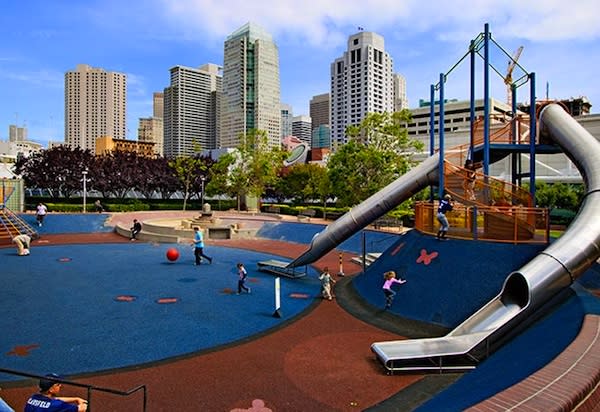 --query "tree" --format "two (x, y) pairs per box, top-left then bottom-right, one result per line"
(328, 111), (423, 207)
(143, 157), (180, 200)
(208, 129), (285, 210)
(530, 181), (582, 211)
(279, 163), (330, 205)
(169, 155), (207, 210)
(14, 146), (94, 198)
